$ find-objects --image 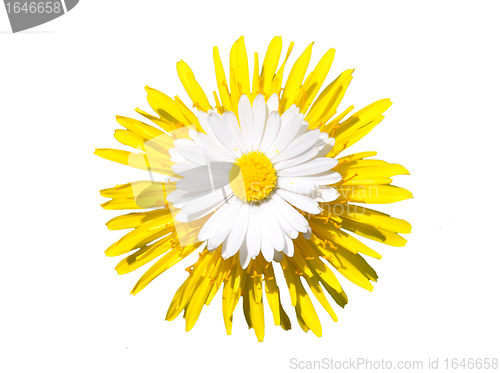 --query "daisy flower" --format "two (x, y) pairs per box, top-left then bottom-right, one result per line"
(96, 36), (412, 341)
